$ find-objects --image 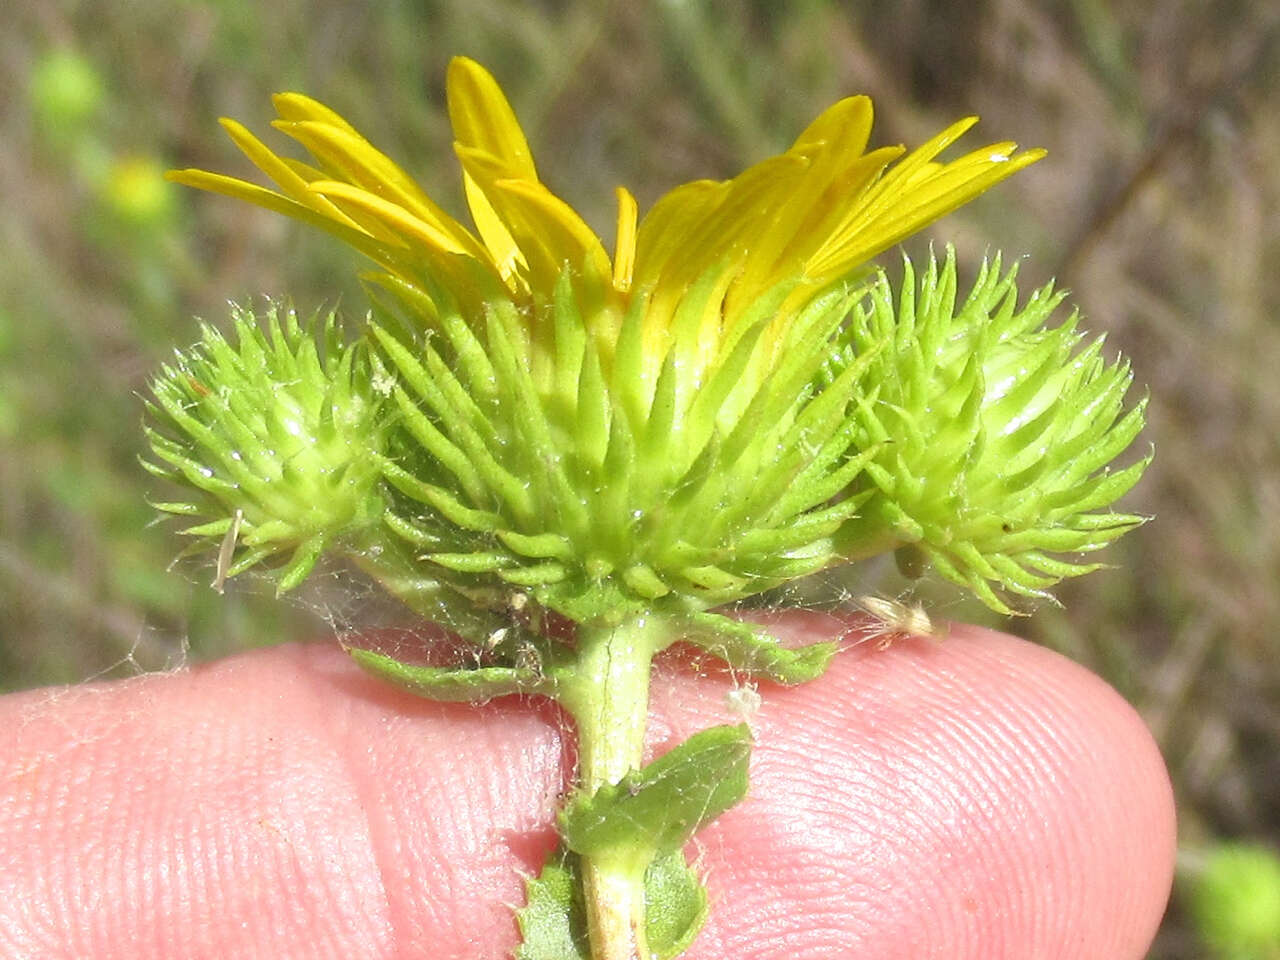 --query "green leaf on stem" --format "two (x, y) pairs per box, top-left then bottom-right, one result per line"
(642, 851), (708, 959)
(677, 612), (837, 684)
(347, 647), (552, 701)
(516, 849), (590, 960)
(515, 849), (708, 960)
(560, 724), (752, 865)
